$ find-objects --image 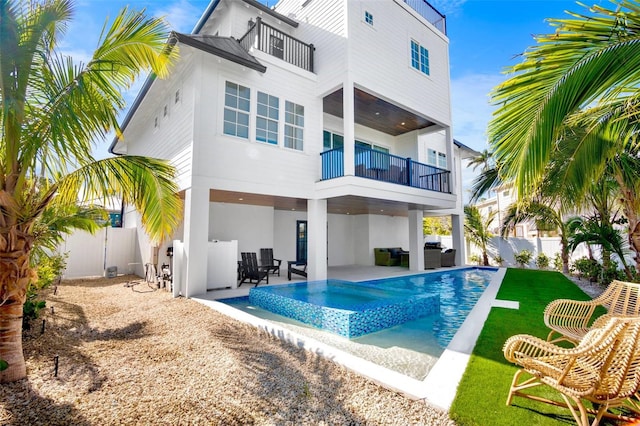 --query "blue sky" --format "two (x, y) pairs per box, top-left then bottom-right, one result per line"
(64, 0), (601, 166)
